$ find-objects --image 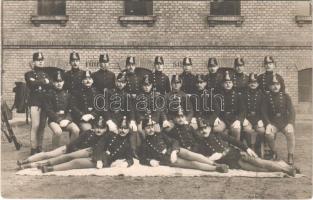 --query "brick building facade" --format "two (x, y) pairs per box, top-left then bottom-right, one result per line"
(2, 0), (312, 107)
